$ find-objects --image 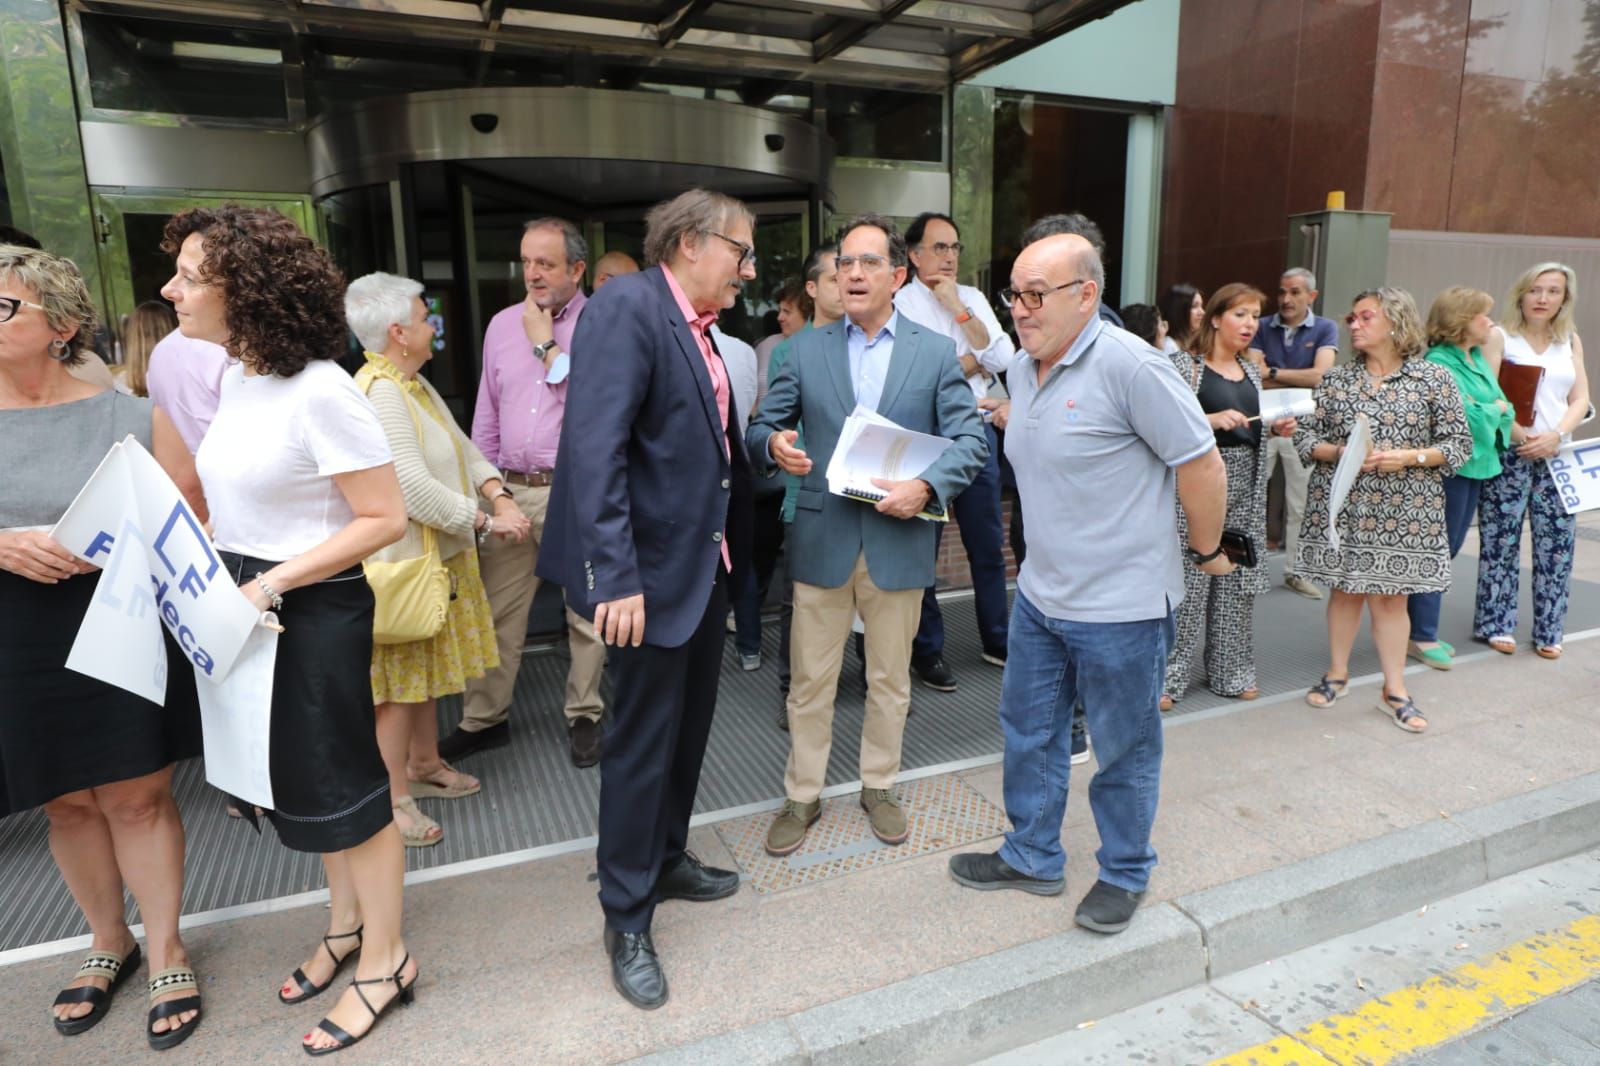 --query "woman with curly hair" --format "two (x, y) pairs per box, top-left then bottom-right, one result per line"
(160, 206), (415, 1055)
(1292, 288), (1472, 732)
(0, 246), (205, 1051)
